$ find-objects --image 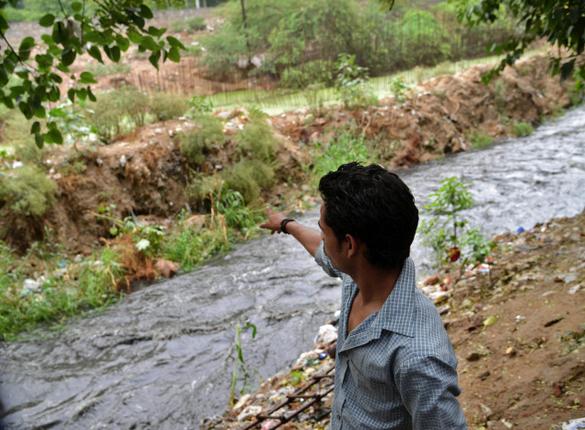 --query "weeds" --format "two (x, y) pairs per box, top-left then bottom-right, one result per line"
(149, 93), (189, 121)
(0, 166), (57, 218)
(222, 160), (274, 204)
(469, 131), (494, 149)
(227, 321), (258, 407)
(419, 177), (493, 268)
(179, 115), (224, 166)
(512, 121), (534, 137)
(235, 117), (279, 162)
(311, 131), (374, 185)
(86, 62), (131, 78)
